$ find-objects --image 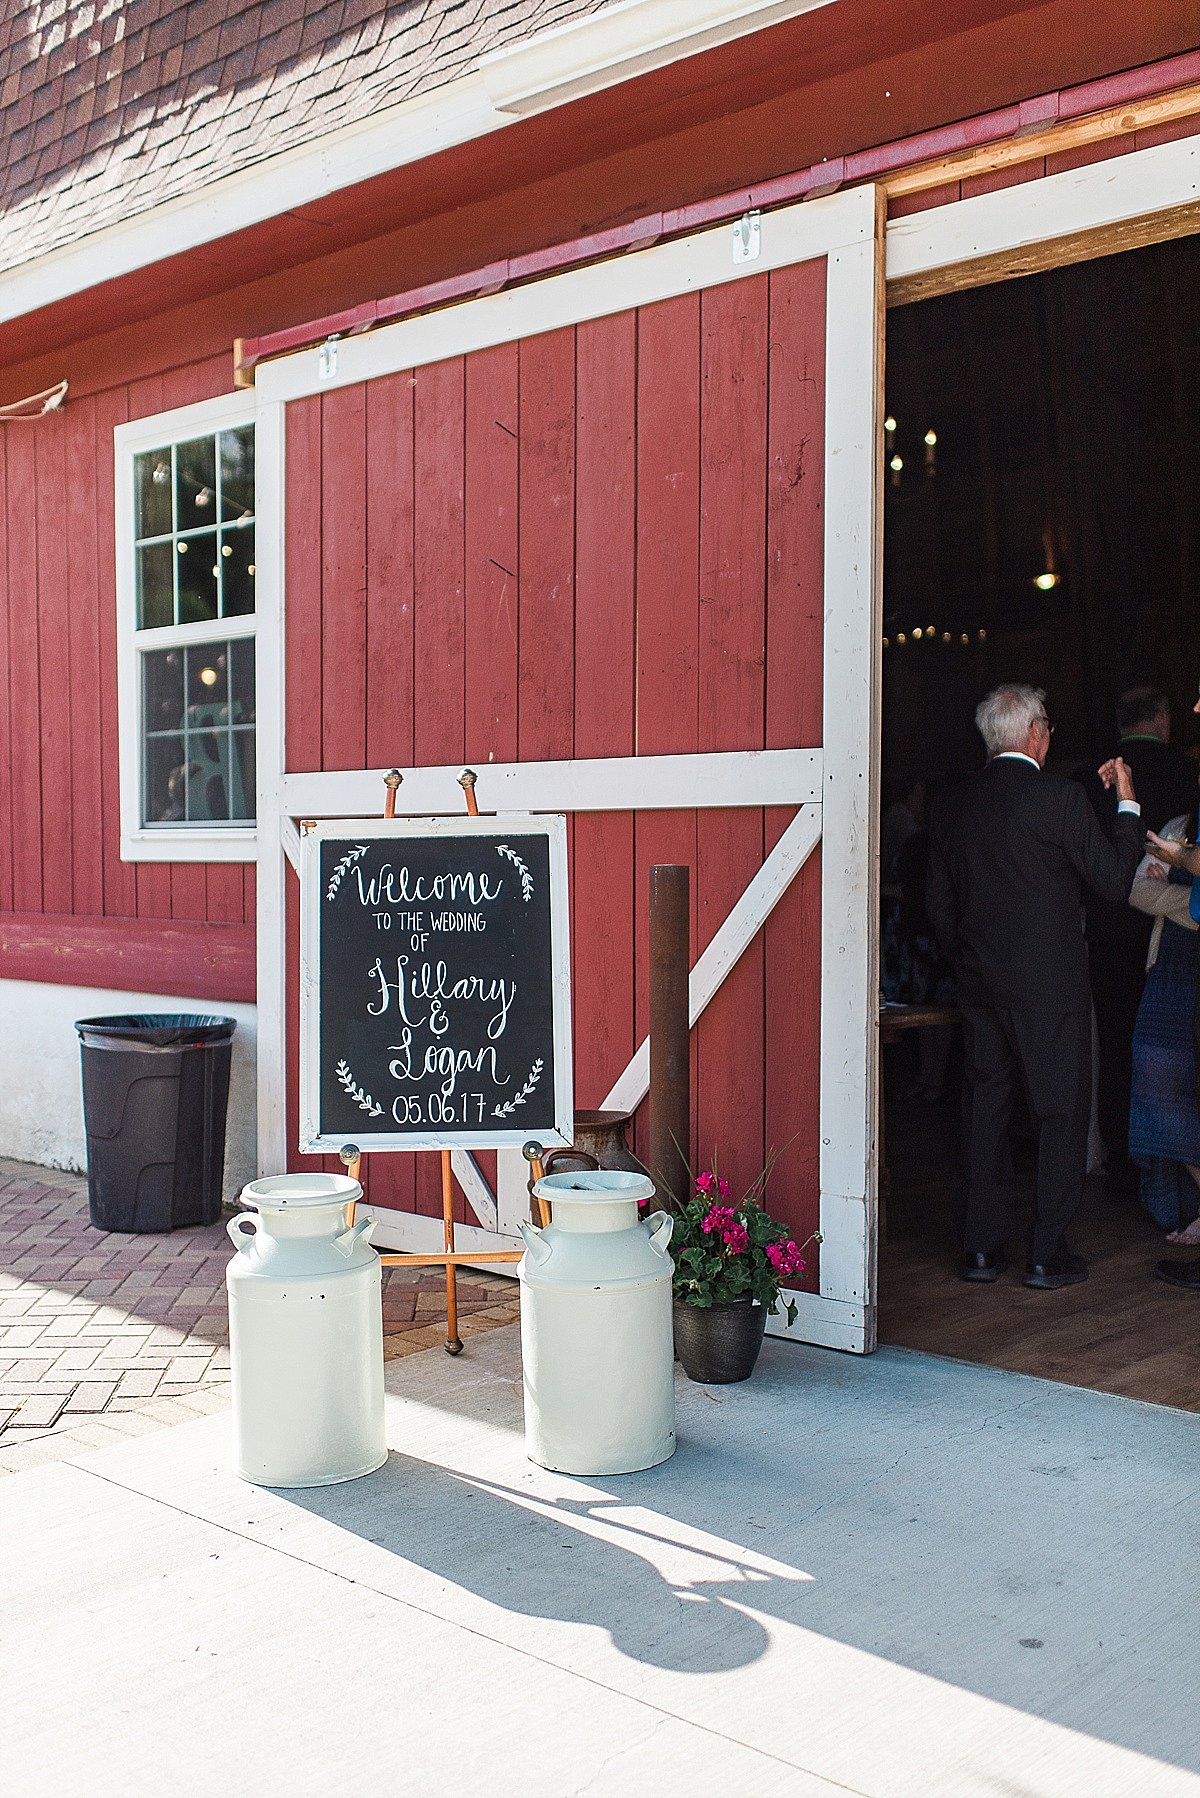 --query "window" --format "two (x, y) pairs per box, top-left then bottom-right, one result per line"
(115, 397), (257, 861)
